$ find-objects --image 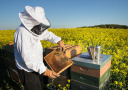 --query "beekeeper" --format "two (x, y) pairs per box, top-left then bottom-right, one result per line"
(14, 6), (65, 90)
